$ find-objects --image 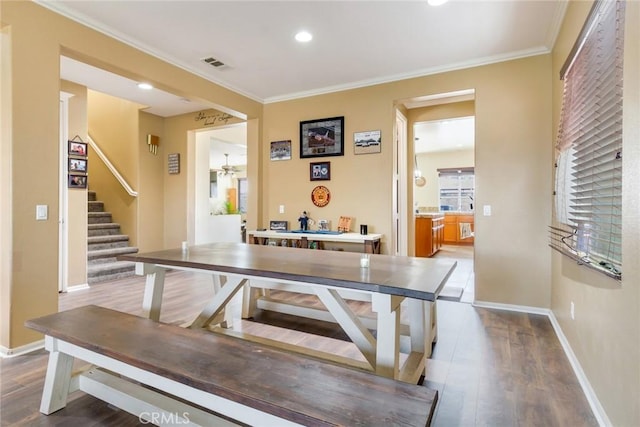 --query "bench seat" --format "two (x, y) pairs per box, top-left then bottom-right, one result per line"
(26, 305), (437, 426)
